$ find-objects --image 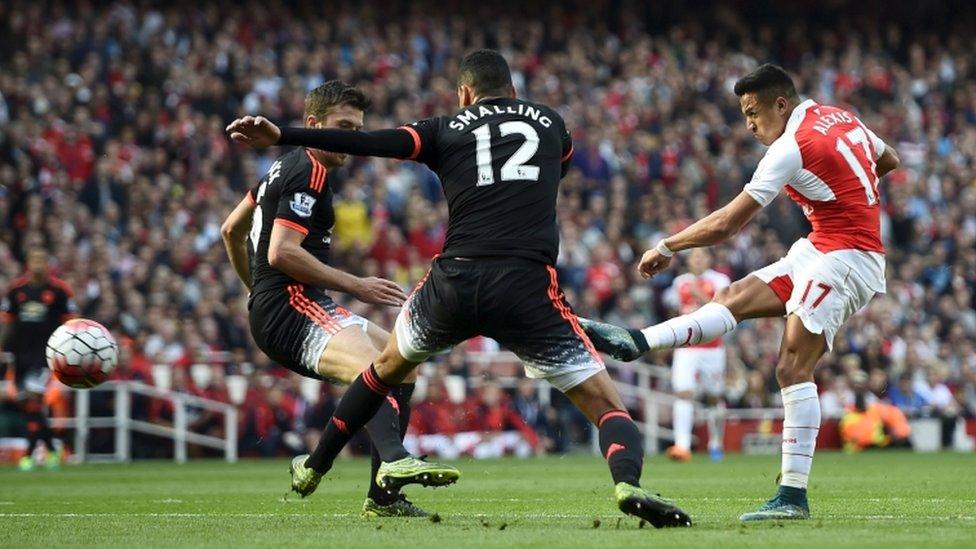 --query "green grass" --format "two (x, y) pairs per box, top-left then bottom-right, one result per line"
(1, 452), (974, 548)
